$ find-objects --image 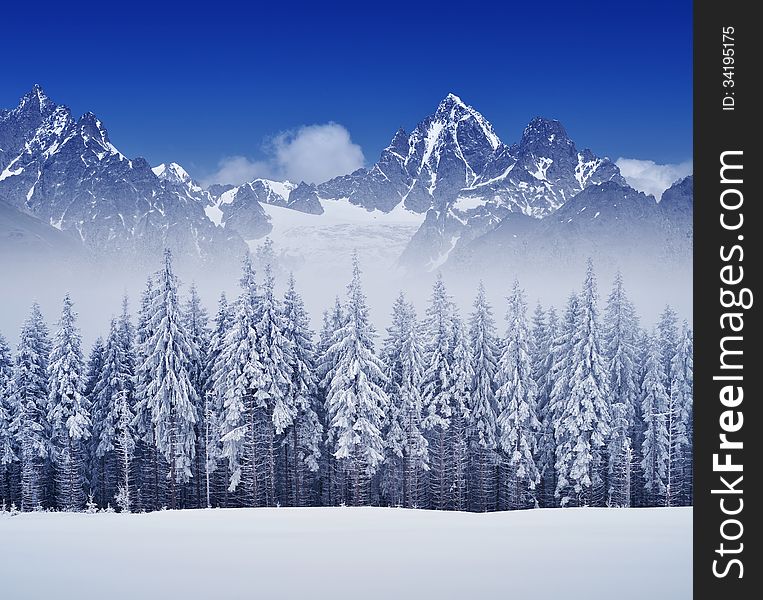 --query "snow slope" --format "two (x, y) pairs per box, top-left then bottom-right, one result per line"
(258, 197), (424, 268)
(0, 507), (691, 600)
